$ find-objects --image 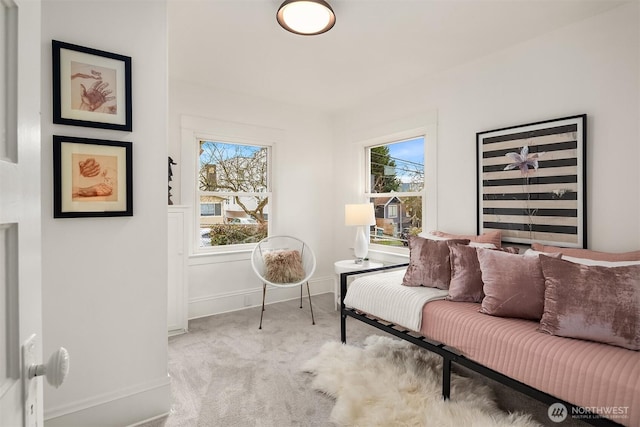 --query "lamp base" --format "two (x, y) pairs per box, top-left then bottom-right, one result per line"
(354, 226), (368, 260)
